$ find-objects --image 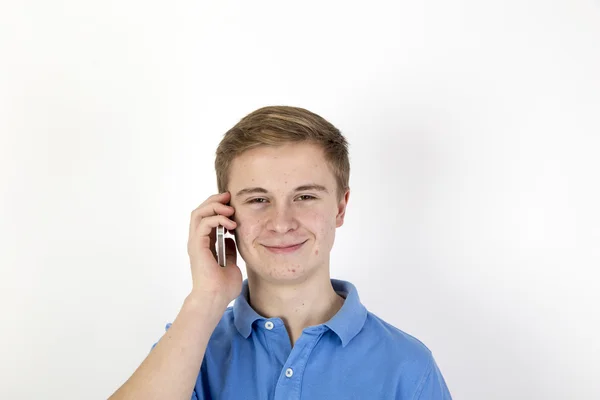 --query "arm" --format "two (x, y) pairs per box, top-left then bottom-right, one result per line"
(109, 192), (242, 400)
(413, 356), (452, 400)
(108, 292), (228, 400)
